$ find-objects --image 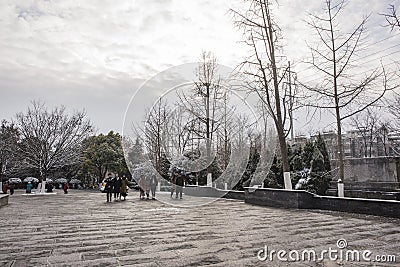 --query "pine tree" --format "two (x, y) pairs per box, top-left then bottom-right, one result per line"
(308, 146), (331, 195)
(315, 133), (331, 172)
(302, 140), (314, 169)
(311, 147), (324, 172)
